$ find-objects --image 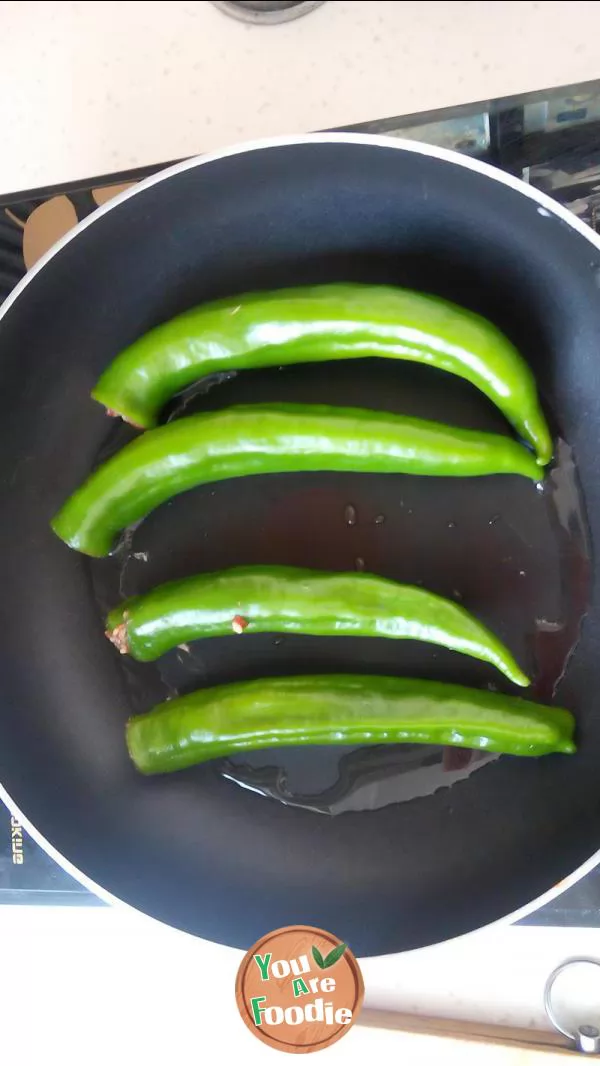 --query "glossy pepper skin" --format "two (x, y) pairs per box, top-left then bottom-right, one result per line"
(106, 565), (529, 687)
(51, 403), (540, 557)
(126, 675), (575, 774)
(91, 283), (552, 464)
